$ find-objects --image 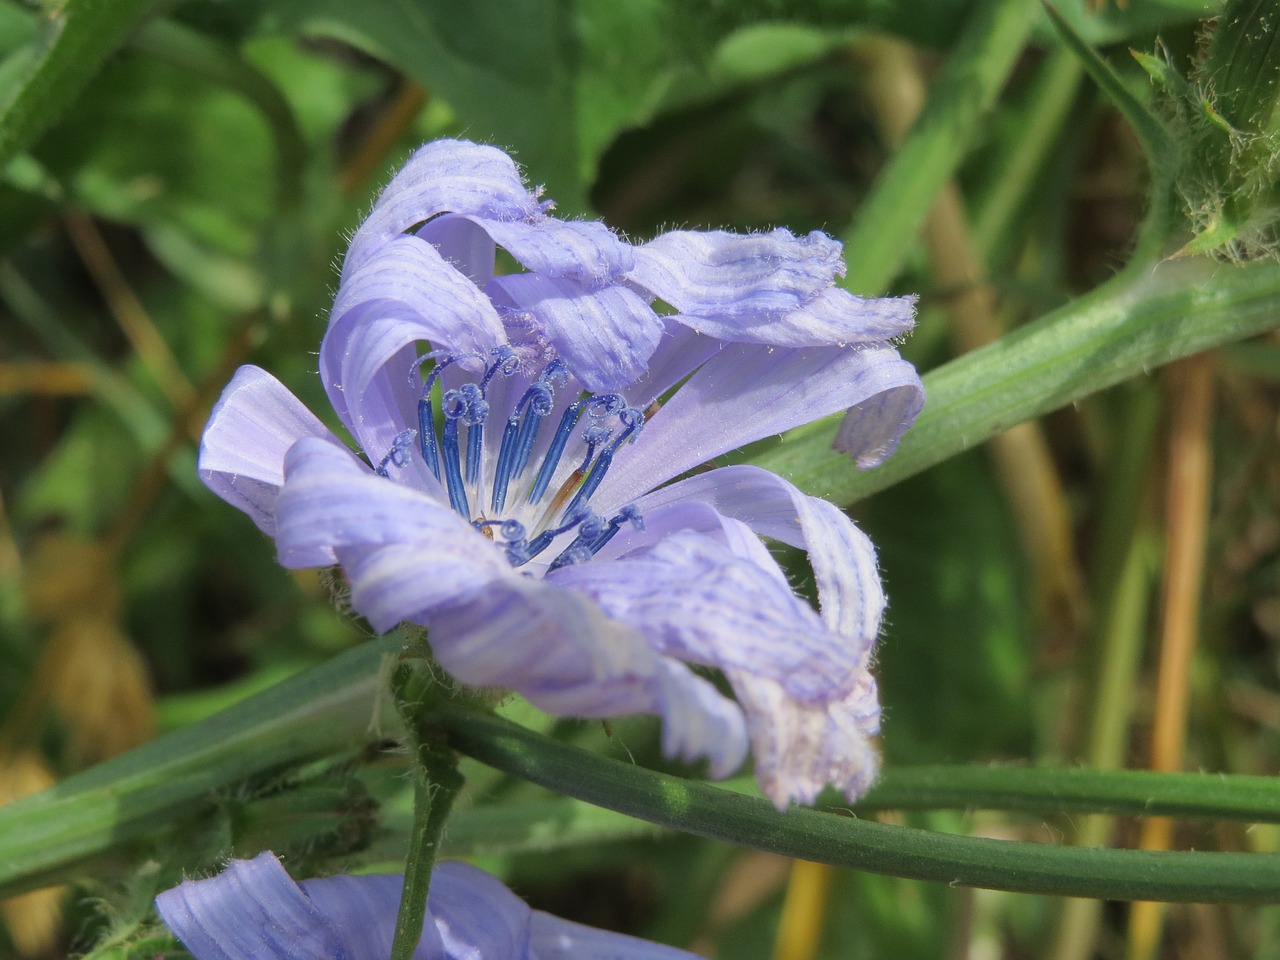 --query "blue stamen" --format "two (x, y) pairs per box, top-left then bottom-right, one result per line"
(417, 397), (440, 480)
(564, 447), (613, 519)
(441, 391), (470, 517)
(526, 401), (583, 506)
